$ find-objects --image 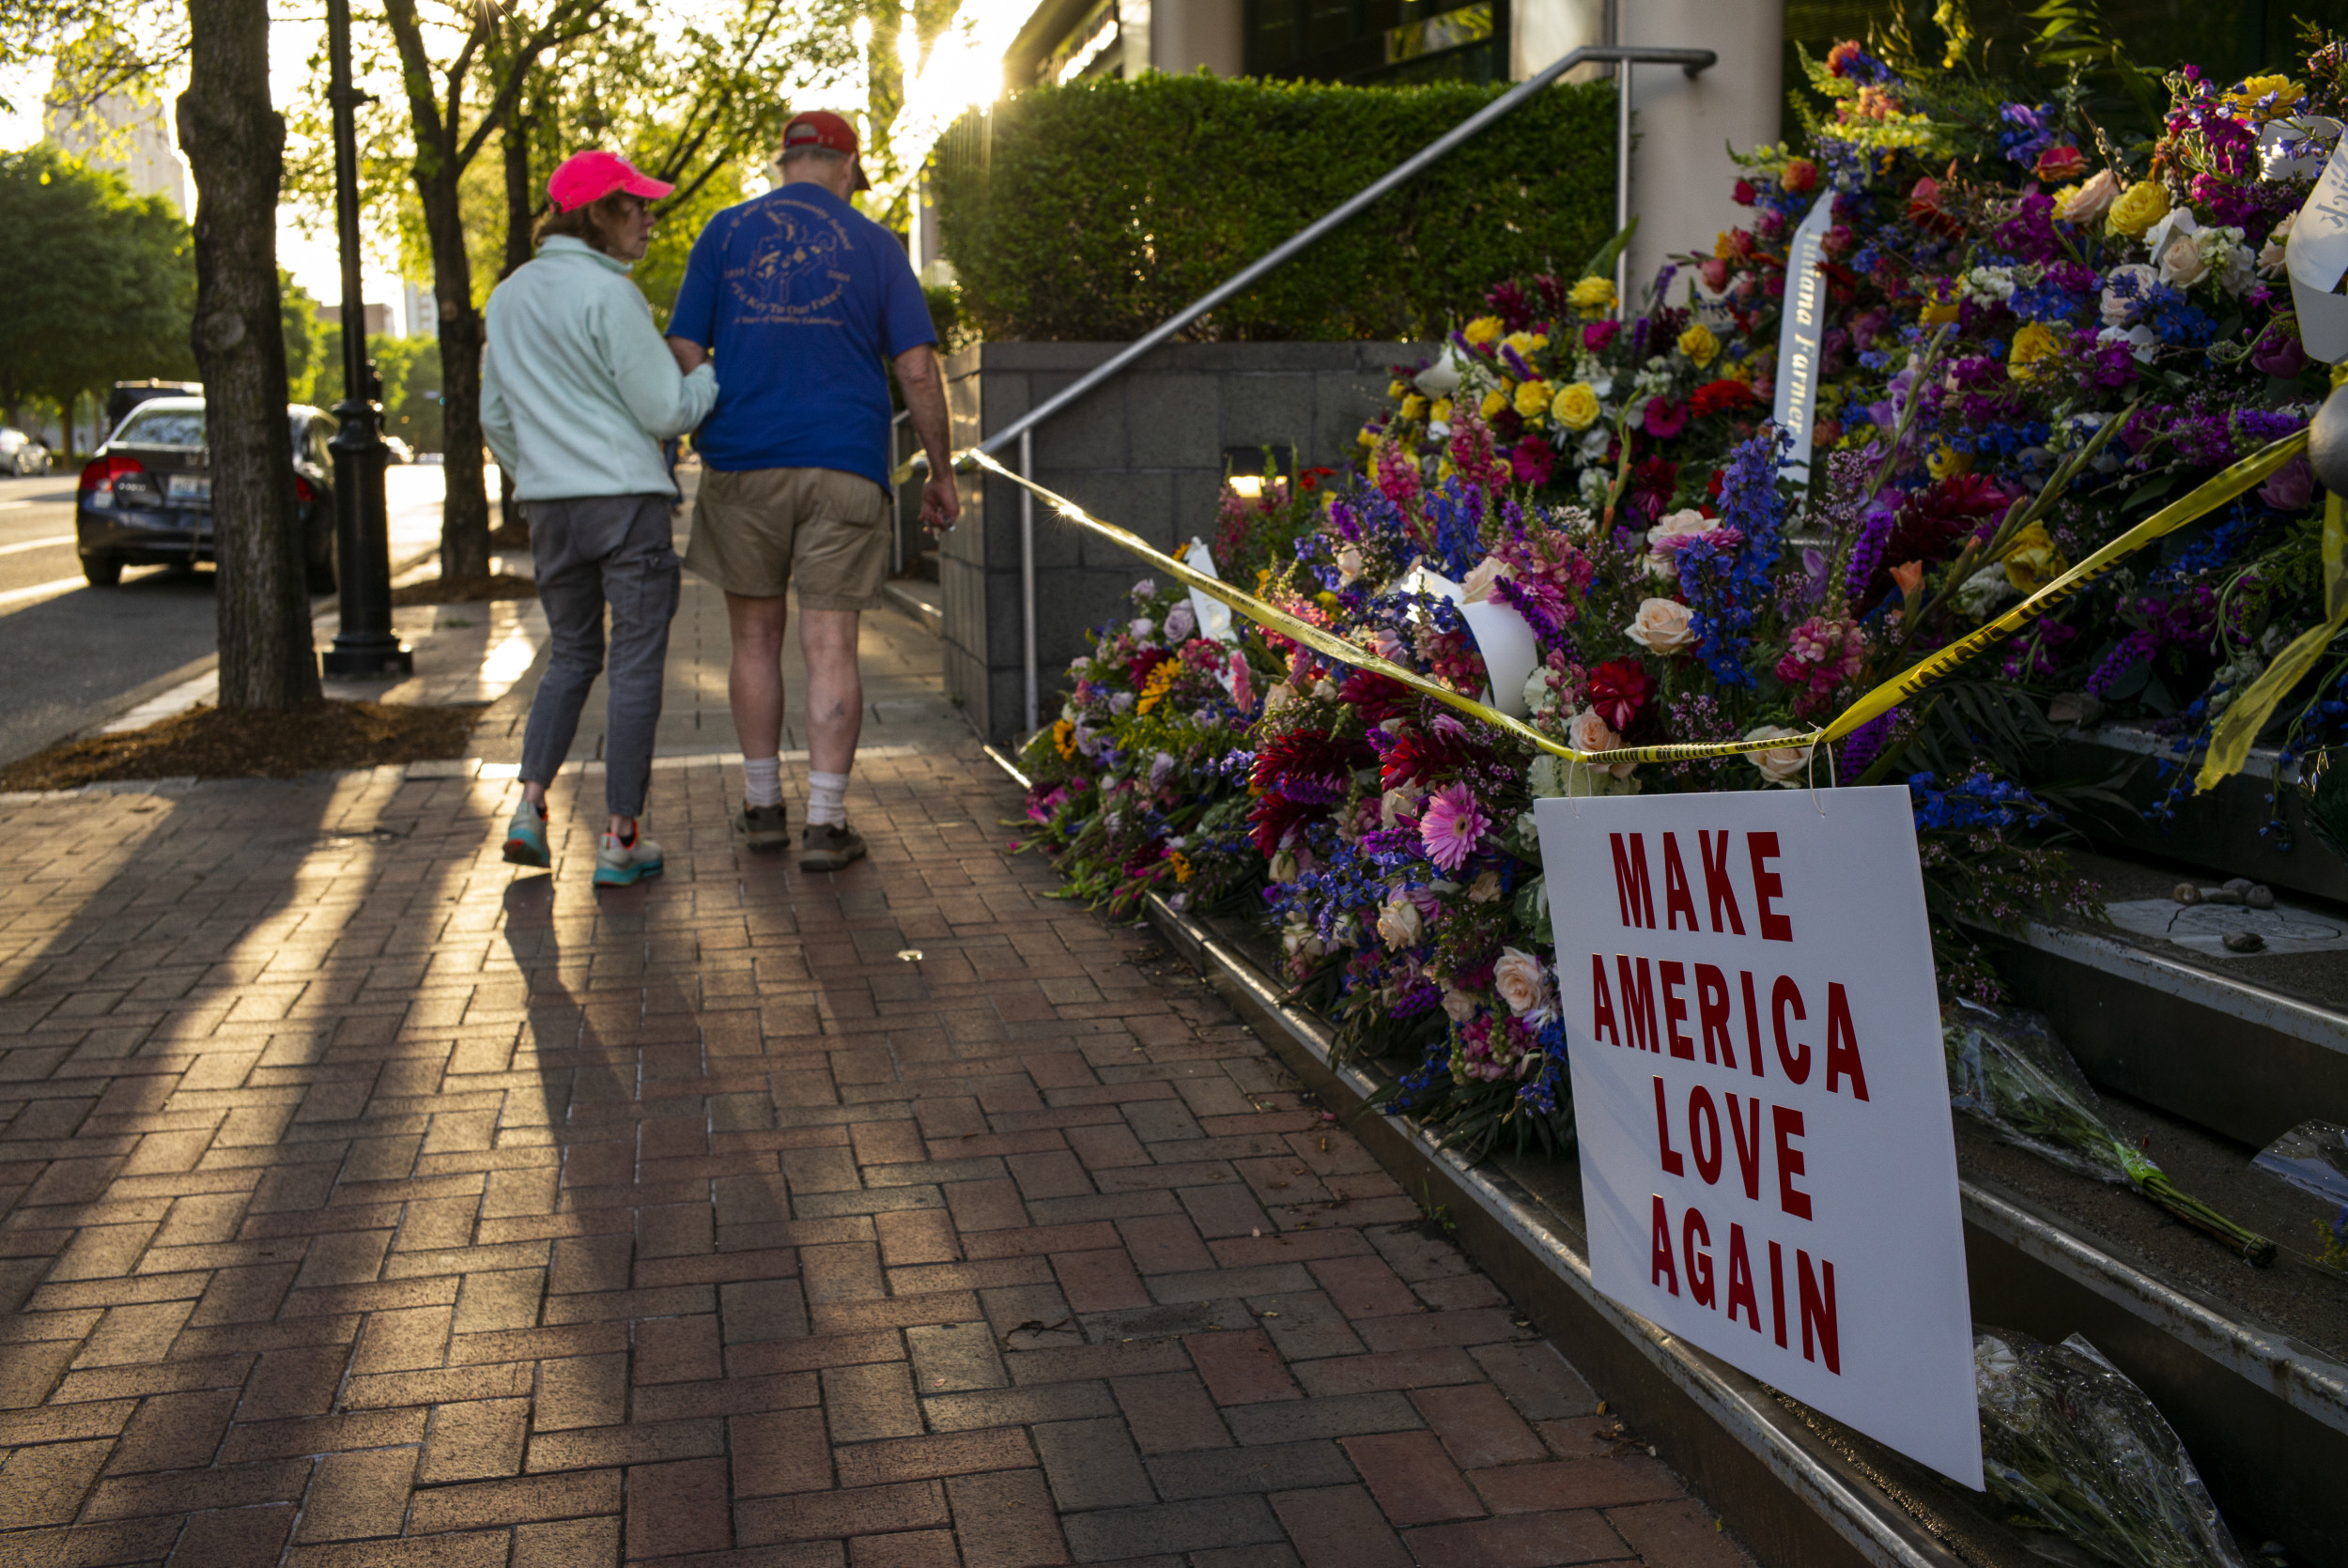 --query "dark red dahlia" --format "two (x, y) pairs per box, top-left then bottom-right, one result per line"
(1586, 659), (1652, 731)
